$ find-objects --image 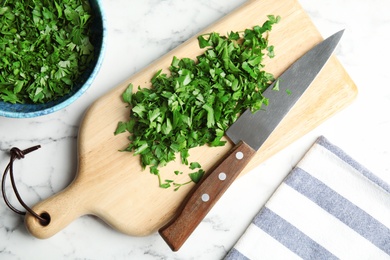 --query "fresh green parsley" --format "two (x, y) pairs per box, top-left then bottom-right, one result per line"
(273, 79), (280, 91)
(0, 0), (95, 104)
(115, 15), (281, 189)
